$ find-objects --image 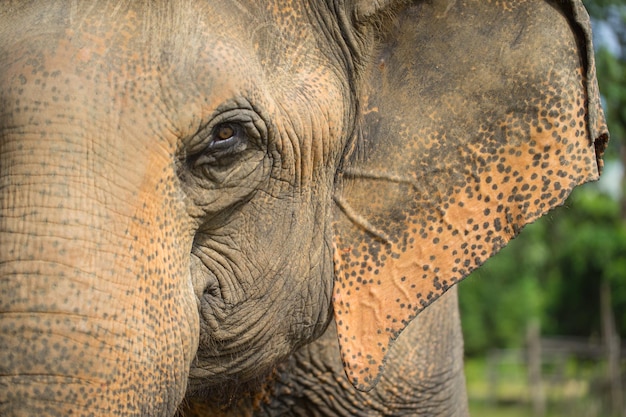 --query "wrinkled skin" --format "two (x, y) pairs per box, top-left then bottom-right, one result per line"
(183, 288), (468, 416)
(0, 0), (607, 416)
